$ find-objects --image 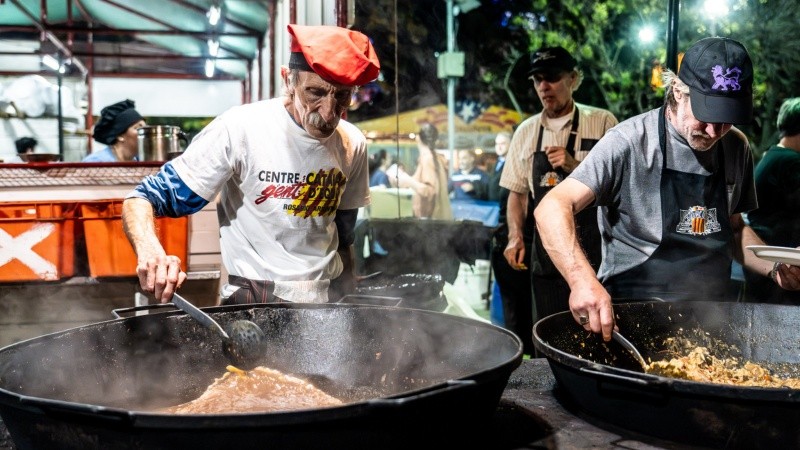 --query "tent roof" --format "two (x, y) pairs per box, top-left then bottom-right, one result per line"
(0, 0), (268, 80)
